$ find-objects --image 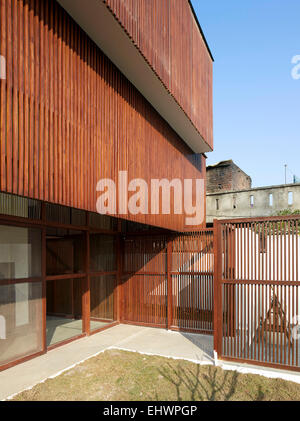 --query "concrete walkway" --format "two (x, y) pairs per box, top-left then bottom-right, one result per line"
(0, 324), (214, 400)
